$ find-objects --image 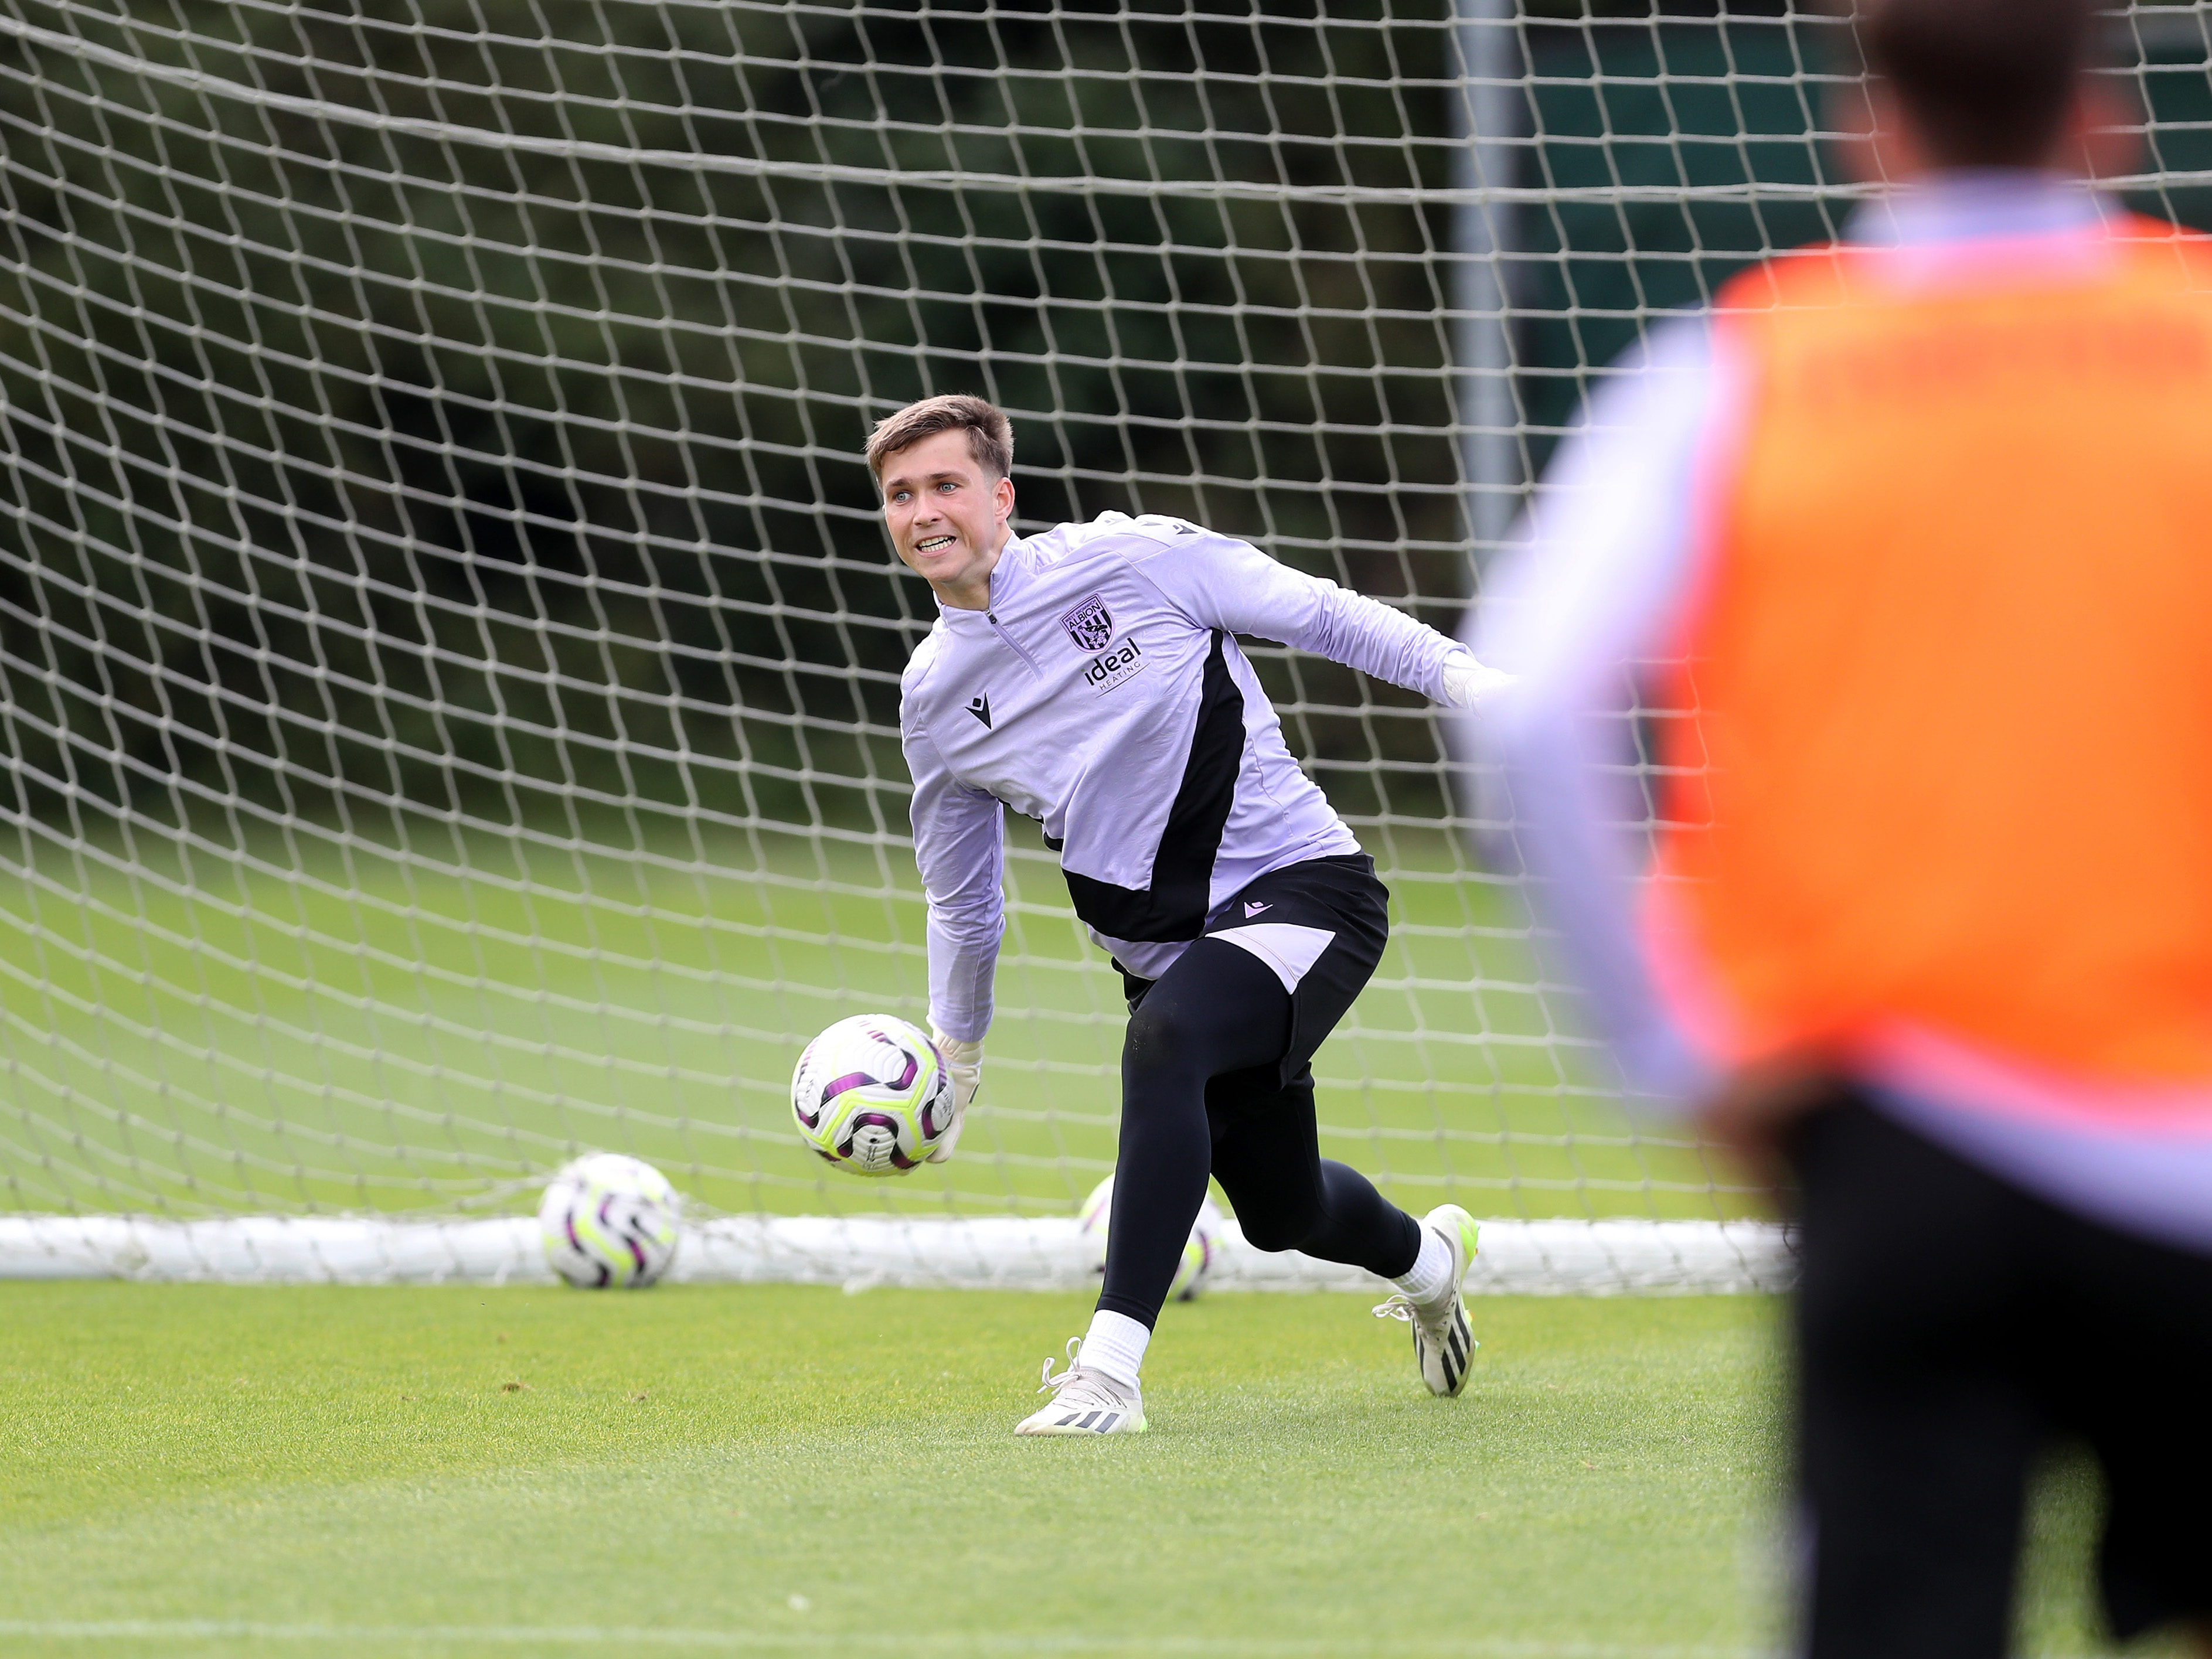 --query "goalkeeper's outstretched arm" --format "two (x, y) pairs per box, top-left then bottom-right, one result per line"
(1125, 523), (1512, 710)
